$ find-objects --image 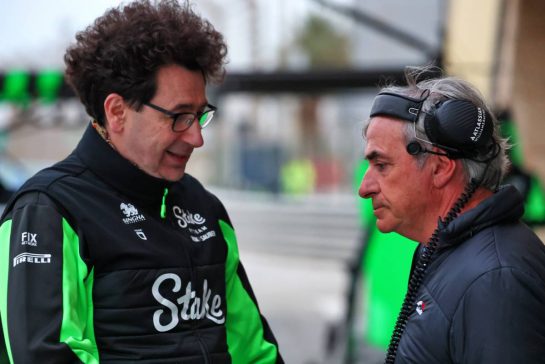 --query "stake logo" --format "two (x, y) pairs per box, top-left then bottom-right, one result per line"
(172, 206), (216, 243)
(172, 206), (206, 228)
(152, 273), (225, 332)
